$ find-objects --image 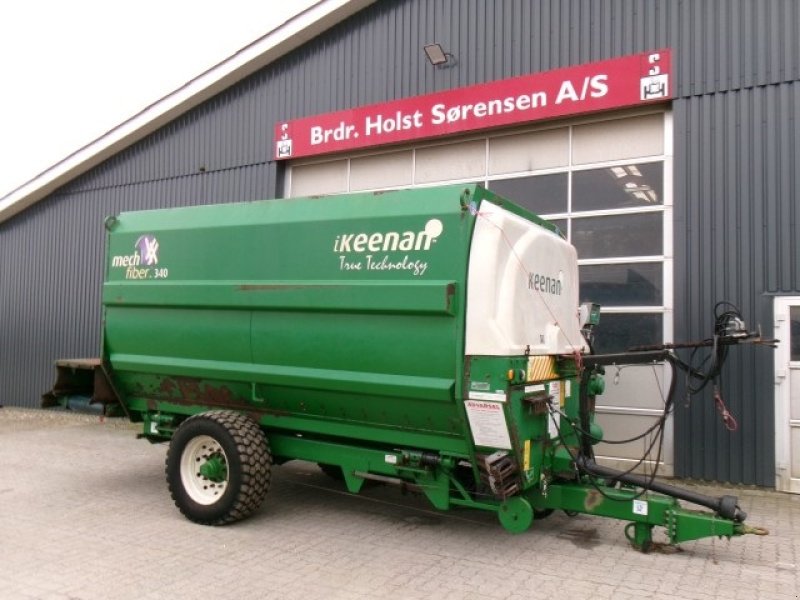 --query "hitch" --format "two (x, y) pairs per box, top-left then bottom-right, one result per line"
(576, 456), (746, 522)
(565, 301), (774, 551)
